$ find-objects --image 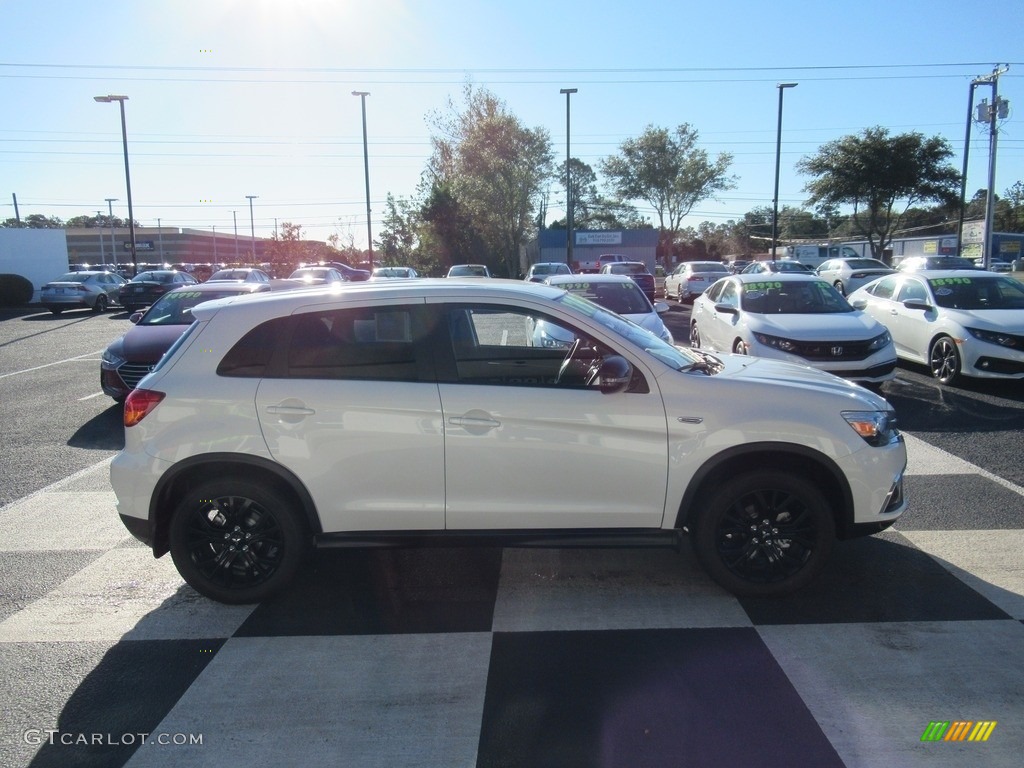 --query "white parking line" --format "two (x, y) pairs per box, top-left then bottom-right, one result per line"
(0, 351), (102, 380)
(78, 391), (107, 401)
